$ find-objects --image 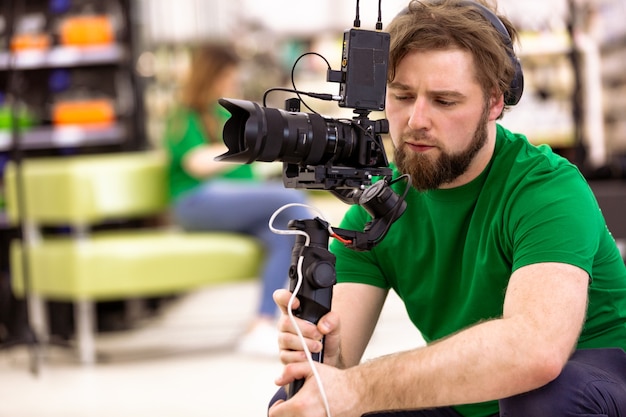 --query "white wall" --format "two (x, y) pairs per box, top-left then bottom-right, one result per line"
(241, 0), (409, 35)
(139, 0), (411, 42)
